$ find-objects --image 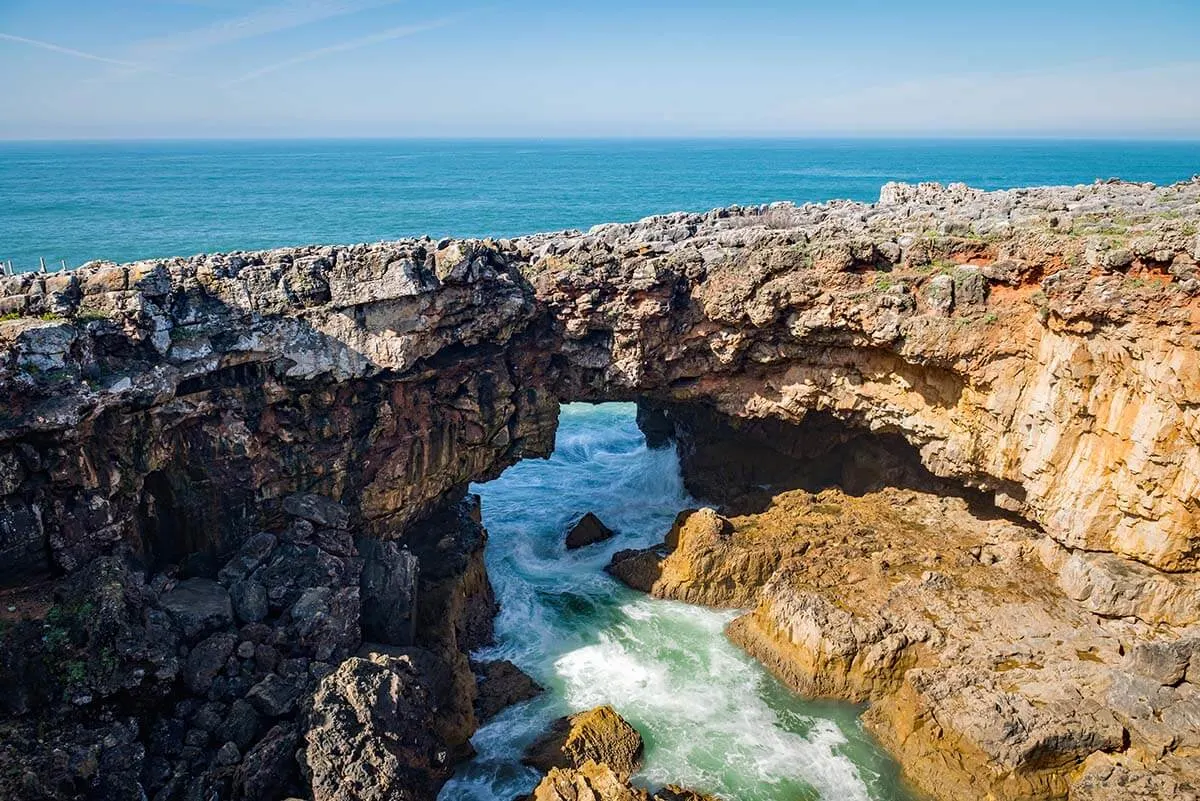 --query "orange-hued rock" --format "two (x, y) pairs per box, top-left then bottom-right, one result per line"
(619, 488), (1200, 801)
(531, 761), (649, 801)
(528, 761), (719, 801)
(523, 705), (644, 778)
